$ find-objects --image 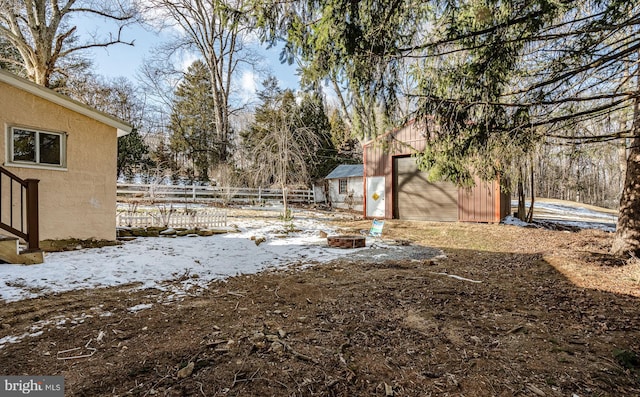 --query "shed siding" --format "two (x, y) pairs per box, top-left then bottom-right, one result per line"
(364, 122), (431, 218)
(364, 121), (426, 177)
(394, 156), (458, 221)
(363, 120), (509, 222)
(459, 178), (498, 222)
